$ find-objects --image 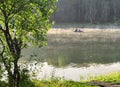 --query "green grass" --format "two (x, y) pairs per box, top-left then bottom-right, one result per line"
(88, 72), (120, 84)
(1, 72), (120, 87)
(26, 71), (120, 87)
(0, 79), (98, 87)
(32, 80), (98, 87)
